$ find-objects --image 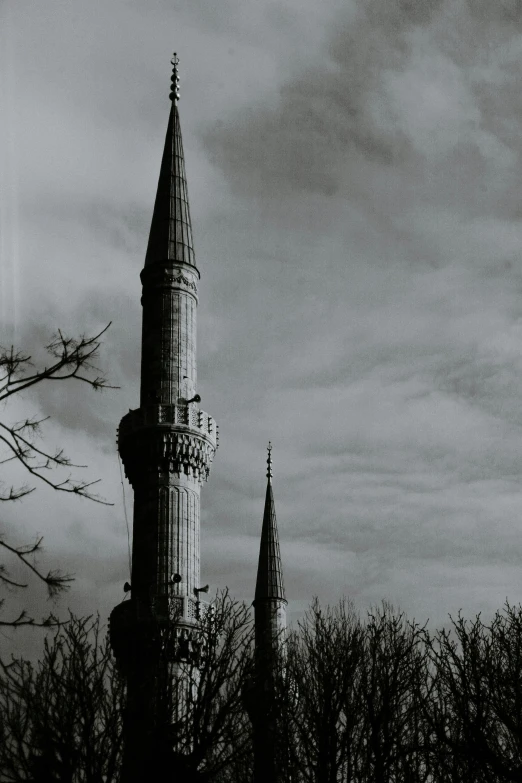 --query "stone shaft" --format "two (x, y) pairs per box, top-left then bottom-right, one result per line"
(118, 261), (216, 606)
(139, 261), (198, 406)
